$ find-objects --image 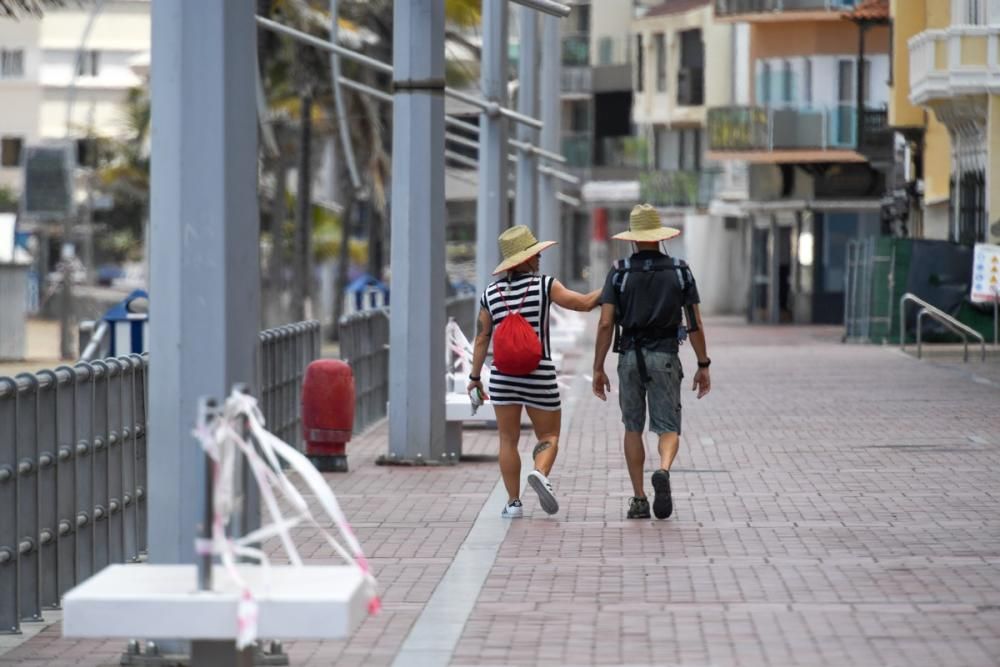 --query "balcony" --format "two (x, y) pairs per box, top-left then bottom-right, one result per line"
(640, 170), (721, 209)
(707, 105), (883, 161)
(909, 26), (1000, 107)
(714, 0), (858, 20)
(561, 67), (592, 96)
(562, 34), (589, 67)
